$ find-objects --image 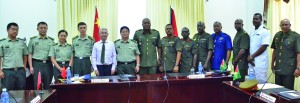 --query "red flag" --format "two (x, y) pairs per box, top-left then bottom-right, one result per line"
(170, 7), (178, 36)
(37, 72), (41, 90)
(61, 66), (66, 79)
(93, 8), (101, 42)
